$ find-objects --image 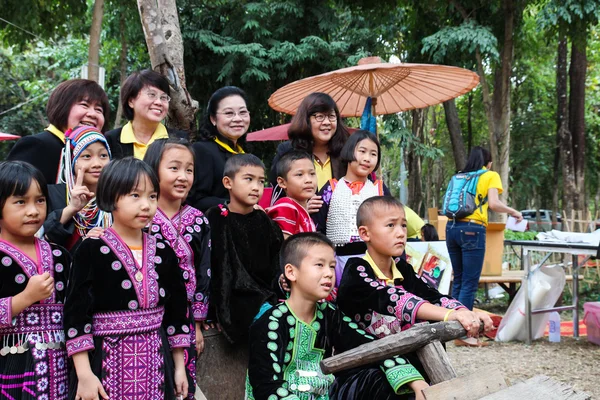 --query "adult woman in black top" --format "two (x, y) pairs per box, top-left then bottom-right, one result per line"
(7, 79), (109, 184)
(269, 92), (349, 211)
(105, 70), (187, 159)
(187, 86), (251, 212)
